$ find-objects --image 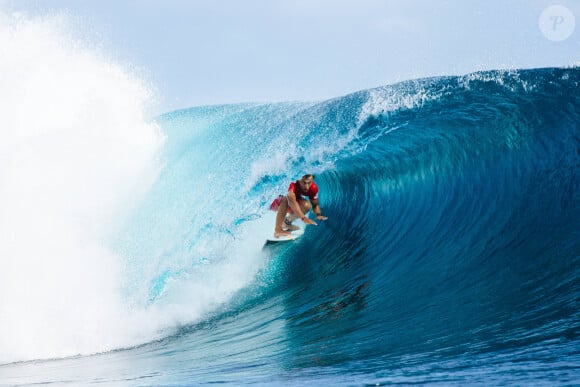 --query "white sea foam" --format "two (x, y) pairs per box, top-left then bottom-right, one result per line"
(357, 79), (444, 128)
(0, 11), (165, 363)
